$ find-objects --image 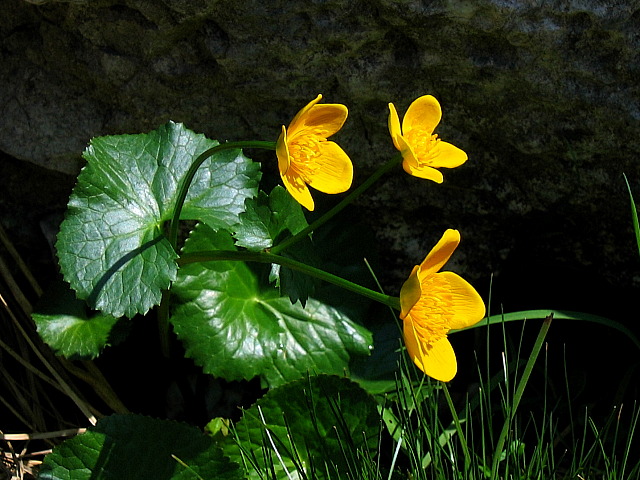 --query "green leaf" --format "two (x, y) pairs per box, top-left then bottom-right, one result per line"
(204, 417), (231, 443)
(349, 321), (403, 394)
(234, 186), (309, 251)
(224, 375), (380, 479)
(235, 186), (317, 305)
(39, 414), (242, 480)
(32, 280), (122, 359)
(233, 191), (273, 251)
(270, 242), (319, 307)
(170, 224), (372, 387)
(308, 215), (401, 394)
(56, 121), (260, 318)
